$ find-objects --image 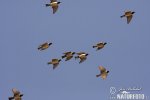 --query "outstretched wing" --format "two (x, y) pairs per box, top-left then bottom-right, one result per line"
(51, 0), (57, 3)
(101, 73), (108, 79)
(97, 42), (103, 46)
(53, 63), (59, 69)
(127, 15), (132, 24)
(52, 59), (58, 62)
(77, 52), (85, 55)
(98, 66), (106, 73)
(52, 5), (58, 14)
(12, 88), (20, 95)
(79, 56), (87, 63)
(63, 52), (71, 55)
